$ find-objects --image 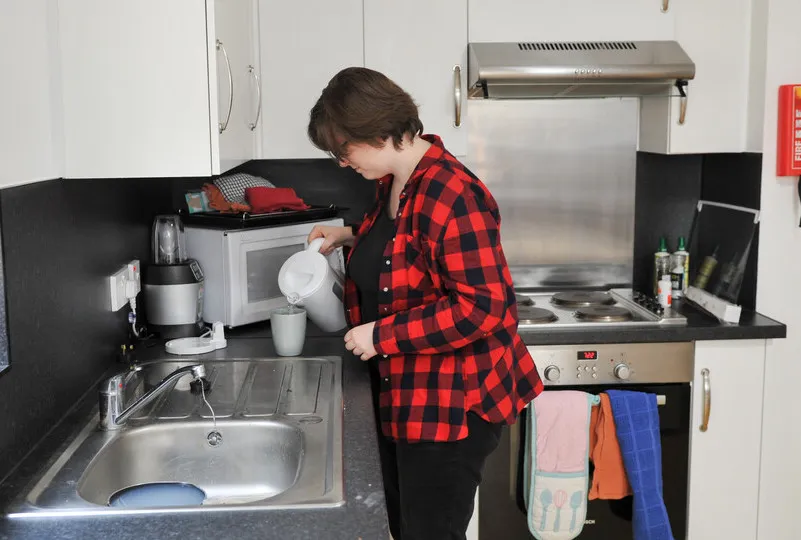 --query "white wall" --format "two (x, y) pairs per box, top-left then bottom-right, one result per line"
(755, 0), (801, 536)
